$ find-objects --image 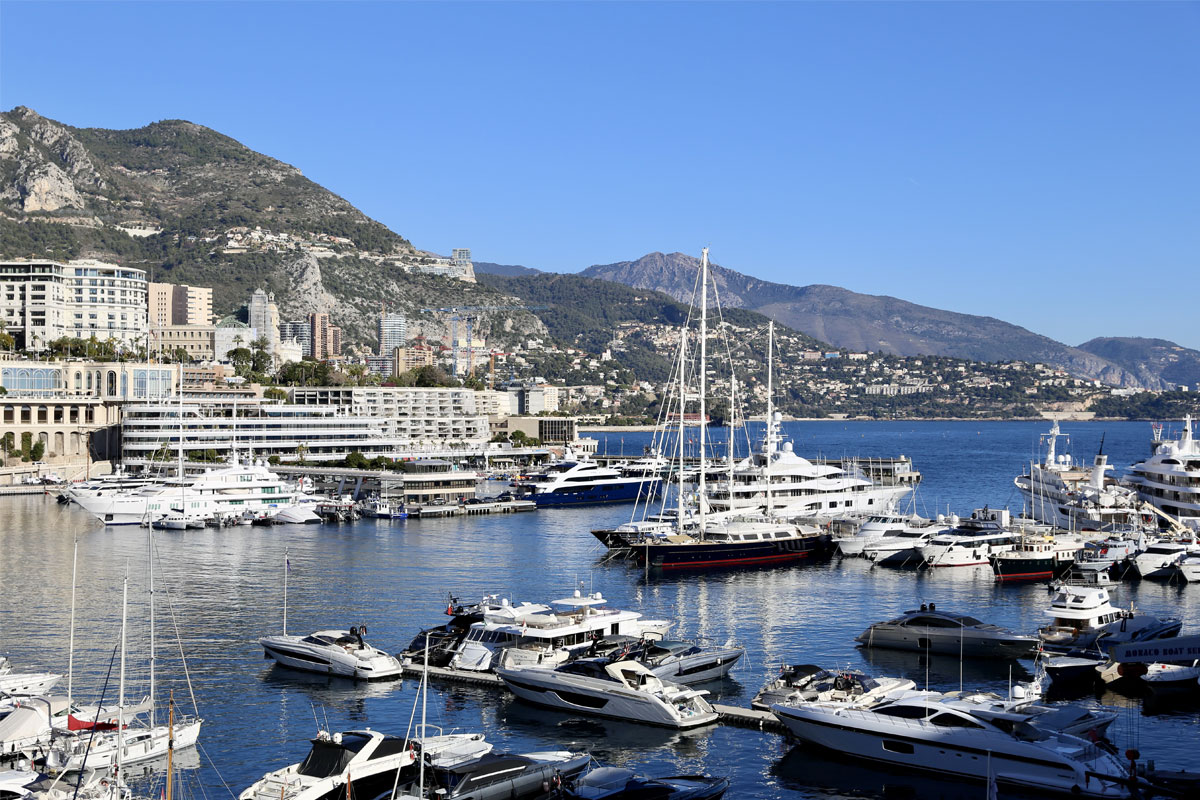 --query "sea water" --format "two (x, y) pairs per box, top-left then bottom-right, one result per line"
(1, 420), (1197, 799)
